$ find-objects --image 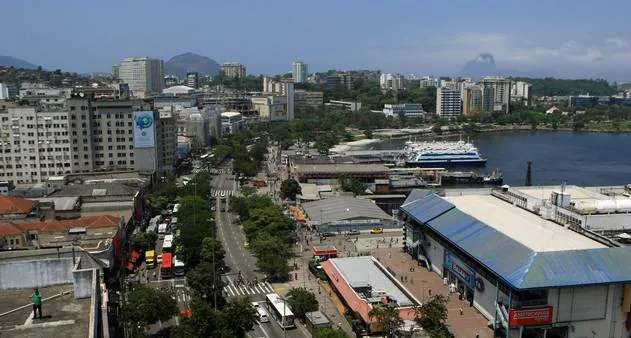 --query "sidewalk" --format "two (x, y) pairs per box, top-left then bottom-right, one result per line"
(374, 248), (493, 338)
